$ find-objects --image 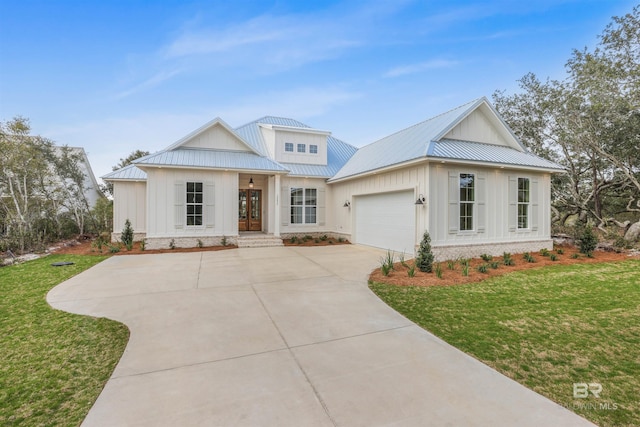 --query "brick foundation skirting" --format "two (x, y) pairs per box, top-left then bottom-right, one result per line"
(143, 236), (238, 250)
(432, 240), (554, 262)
